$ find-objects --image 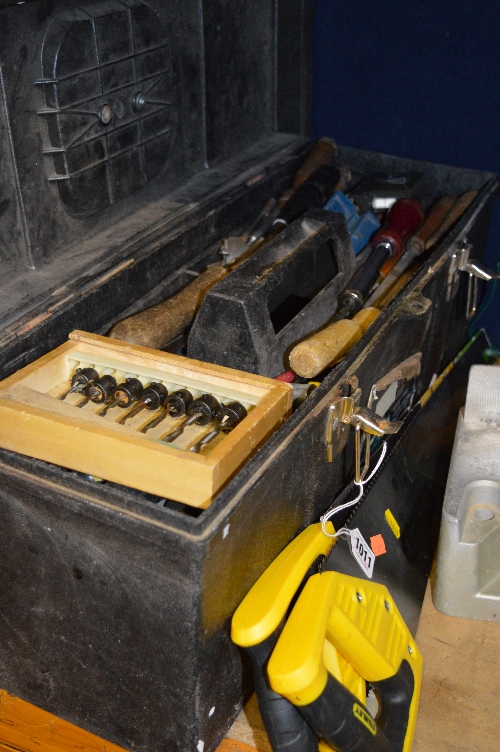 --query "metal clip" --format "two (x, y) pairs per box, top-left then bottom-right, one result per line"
(326, 393), (402, 481)
(325, 380), (360, 463)
(448, 243), (500, 319)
